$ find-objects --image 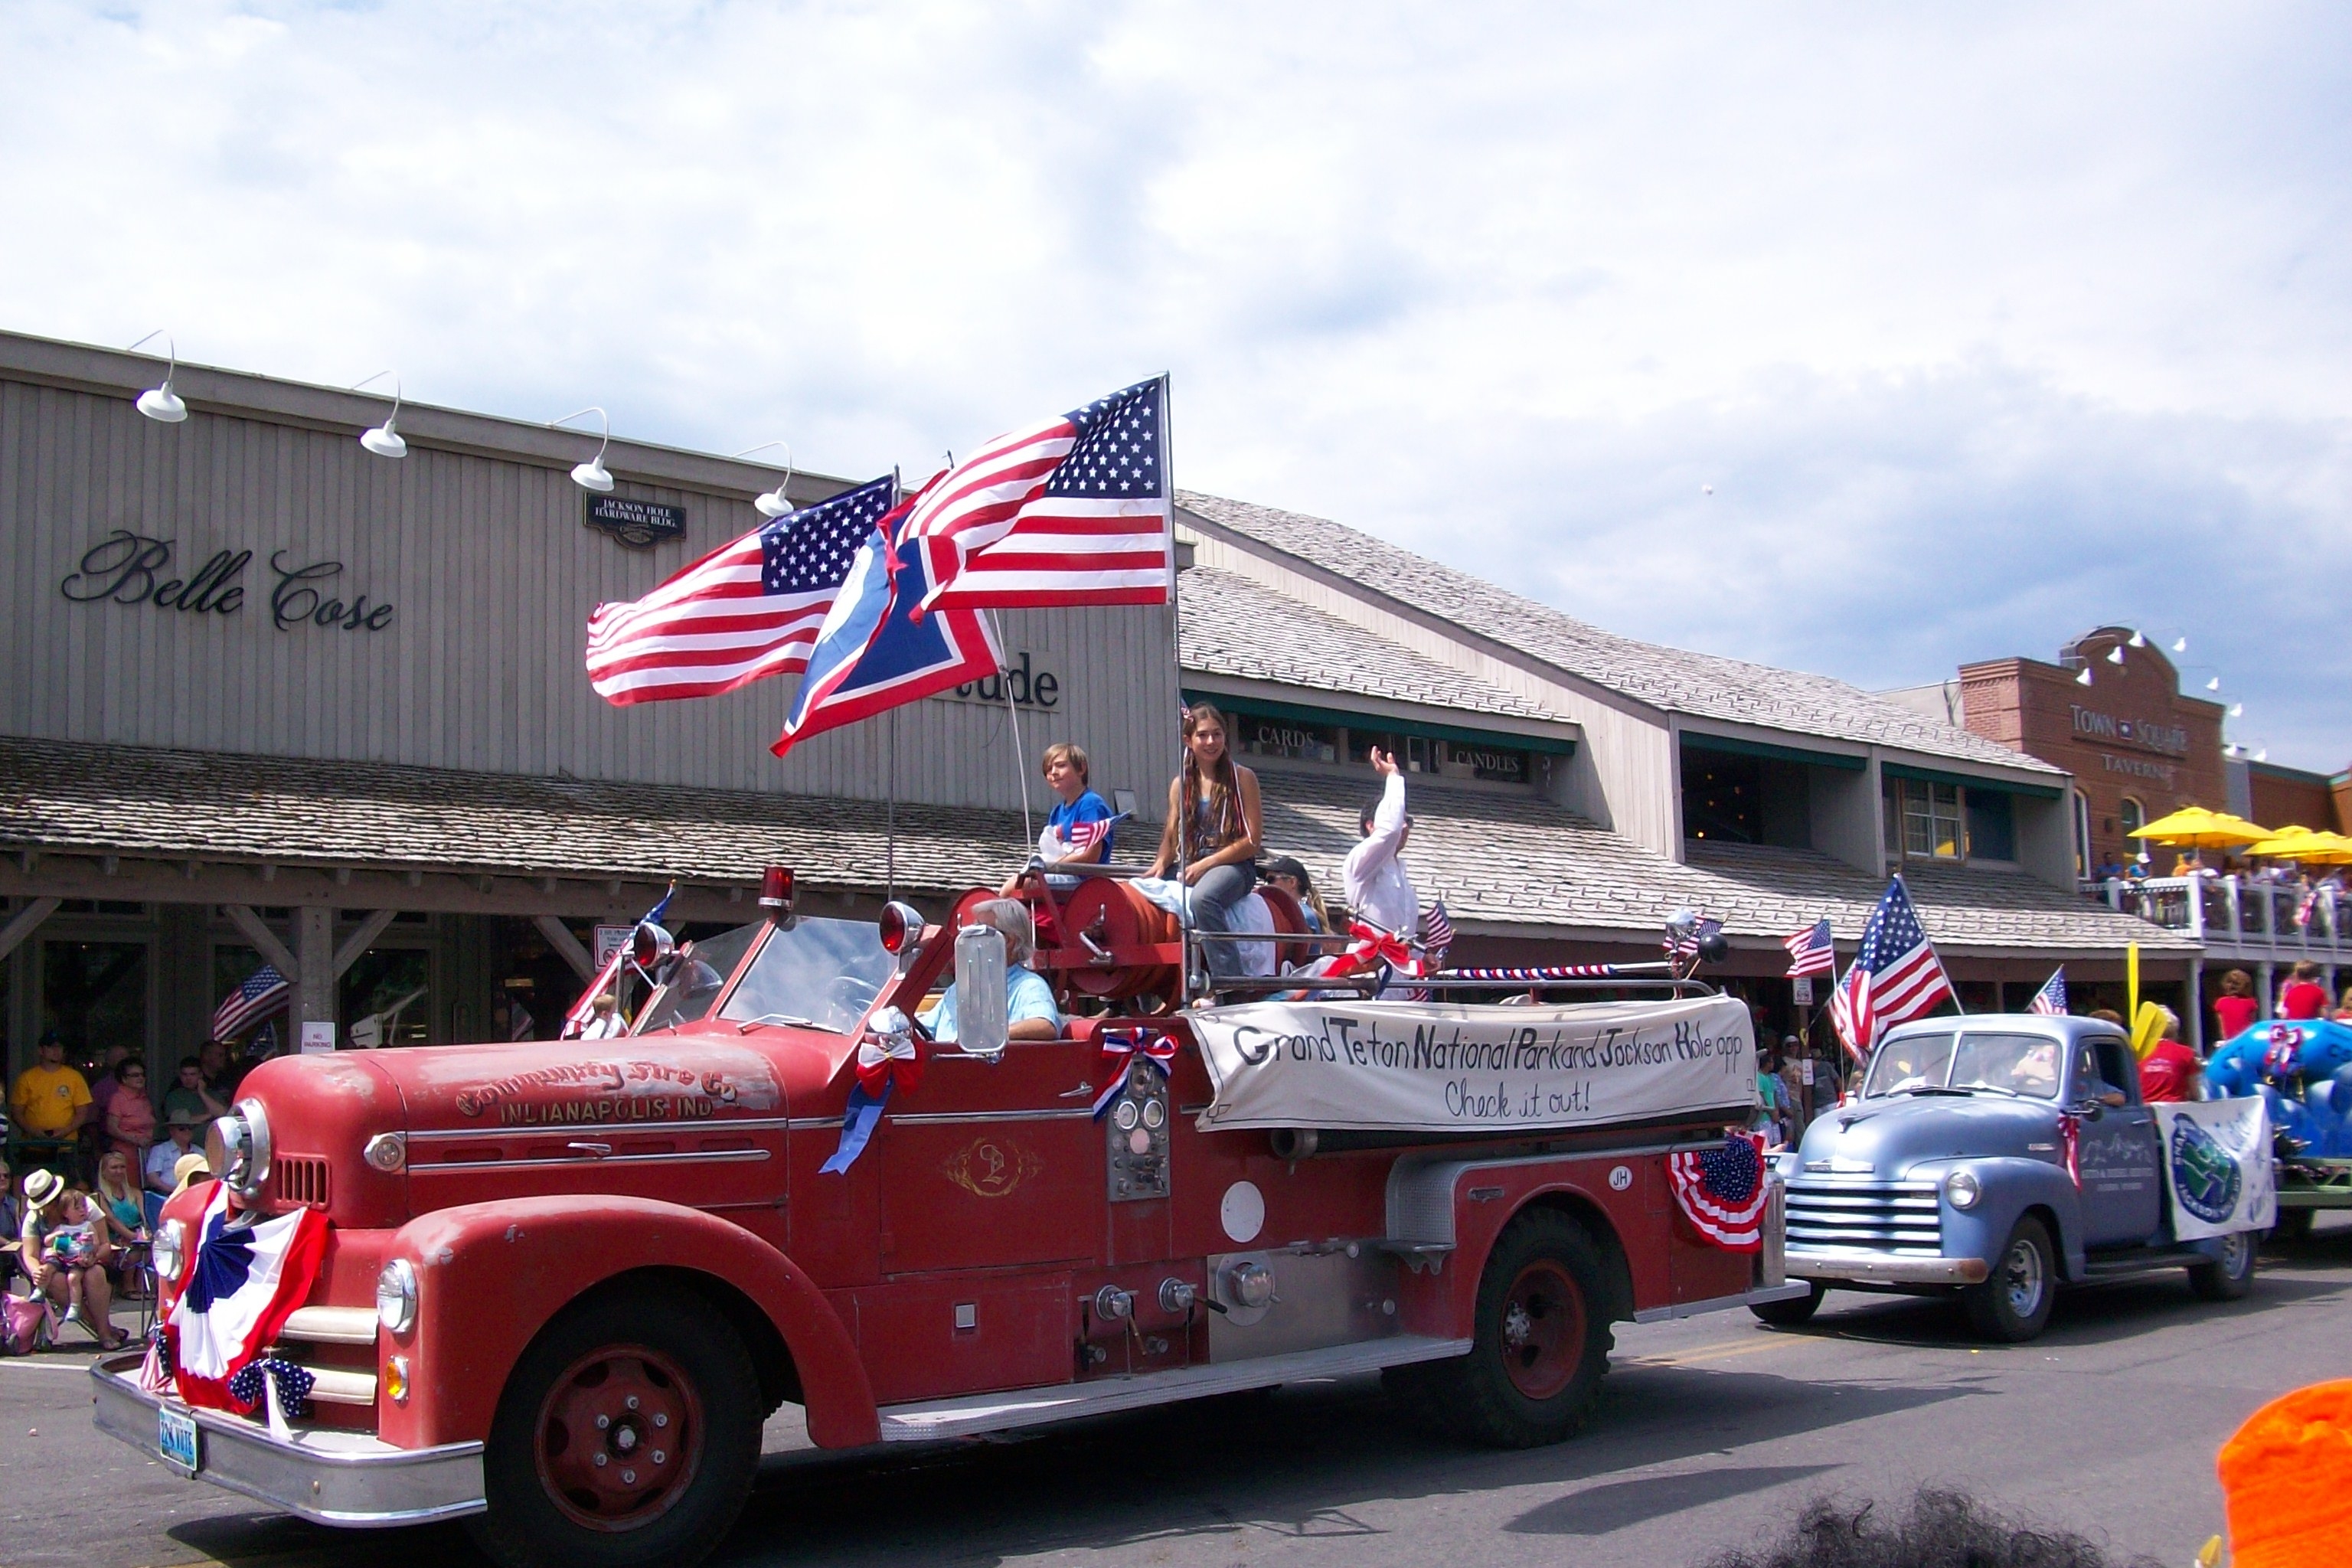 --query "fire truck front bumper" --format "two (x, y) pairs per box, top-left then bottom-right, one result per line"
(90, 1354), (485, 1527)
